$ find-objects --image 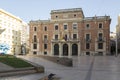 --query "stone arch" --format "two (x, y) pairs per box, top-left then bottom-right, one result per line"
(63, 44), (68, 56)
(54, 44), (59, 55)
(72, 44), (78, 56)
